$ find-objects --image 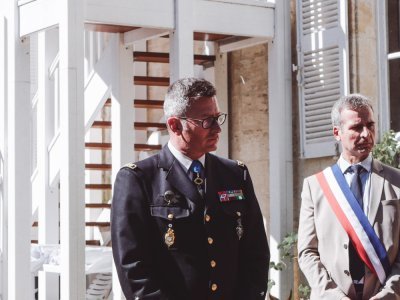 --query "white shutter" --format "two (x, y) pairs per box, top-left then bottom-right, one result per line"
(296, 0), (349, 158)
